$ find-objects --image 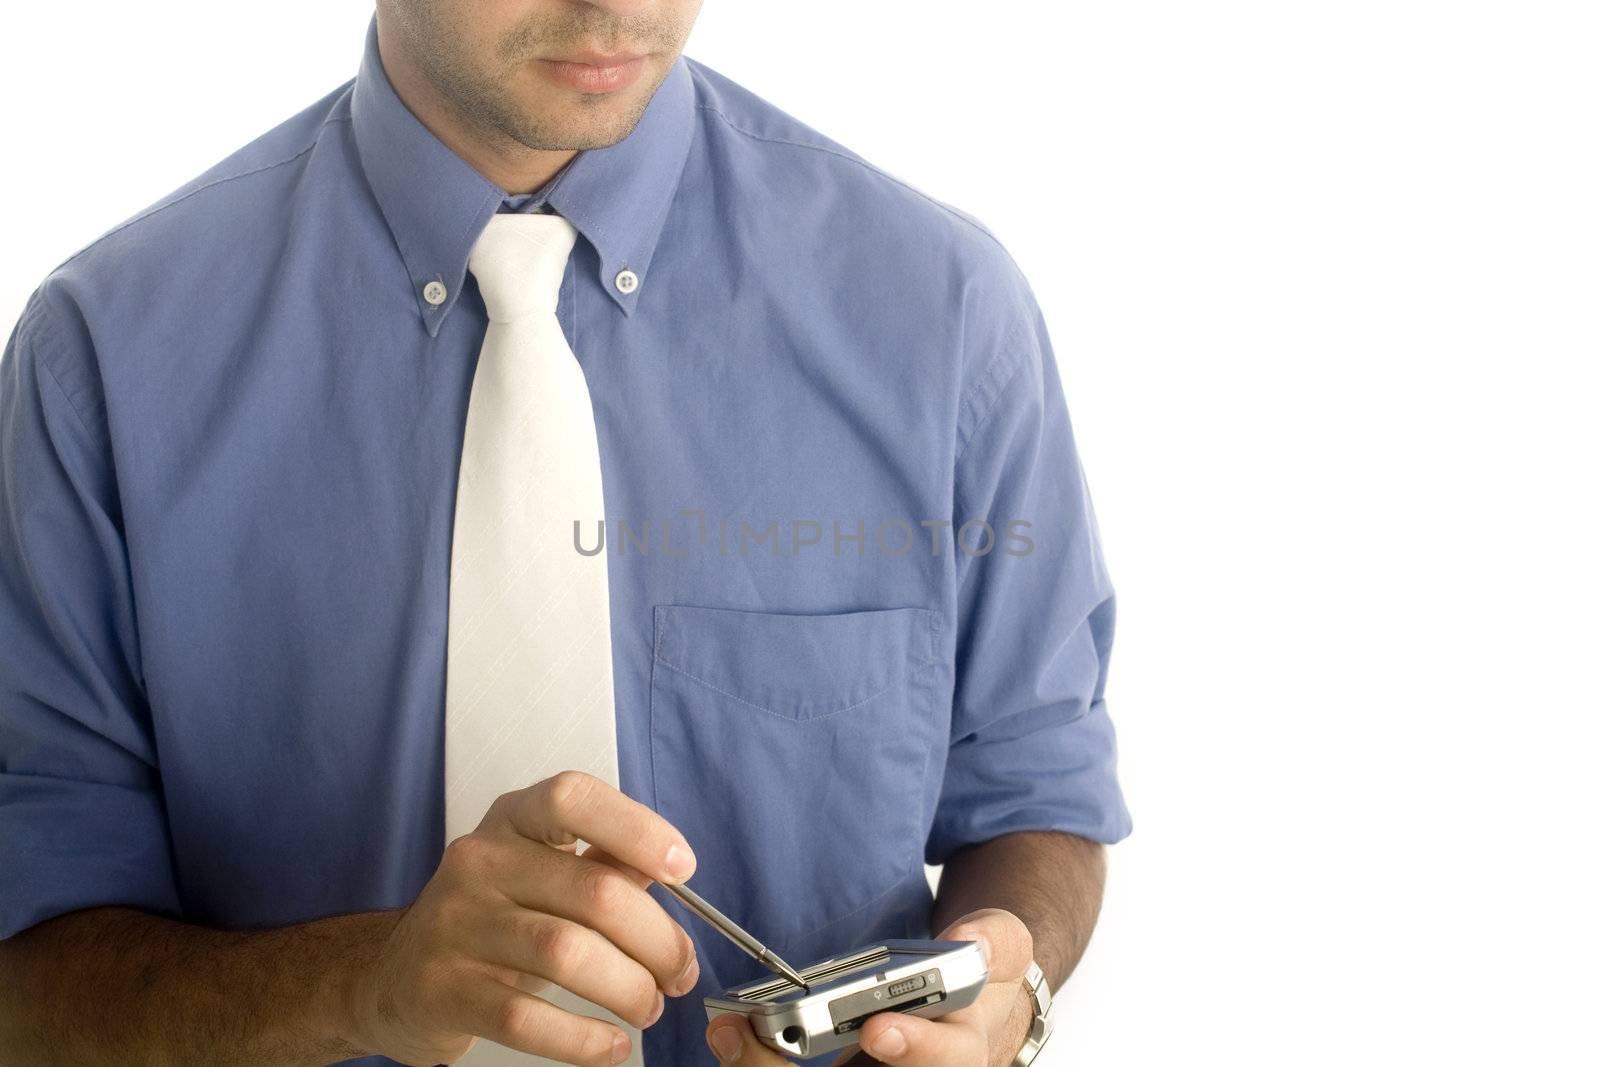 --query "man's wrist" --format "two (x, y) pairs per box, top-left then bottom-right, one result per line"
(993, 981), (1035, 1067)
(316, 909), (404, 1057)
